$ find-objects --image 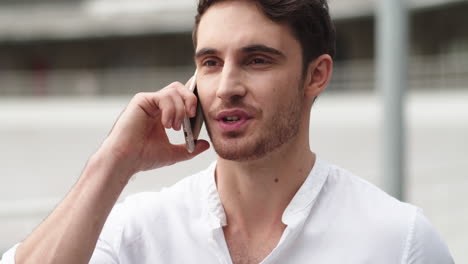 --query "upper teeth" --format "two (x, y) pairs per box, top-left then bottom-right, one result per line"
(225, 116), (240, 121)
